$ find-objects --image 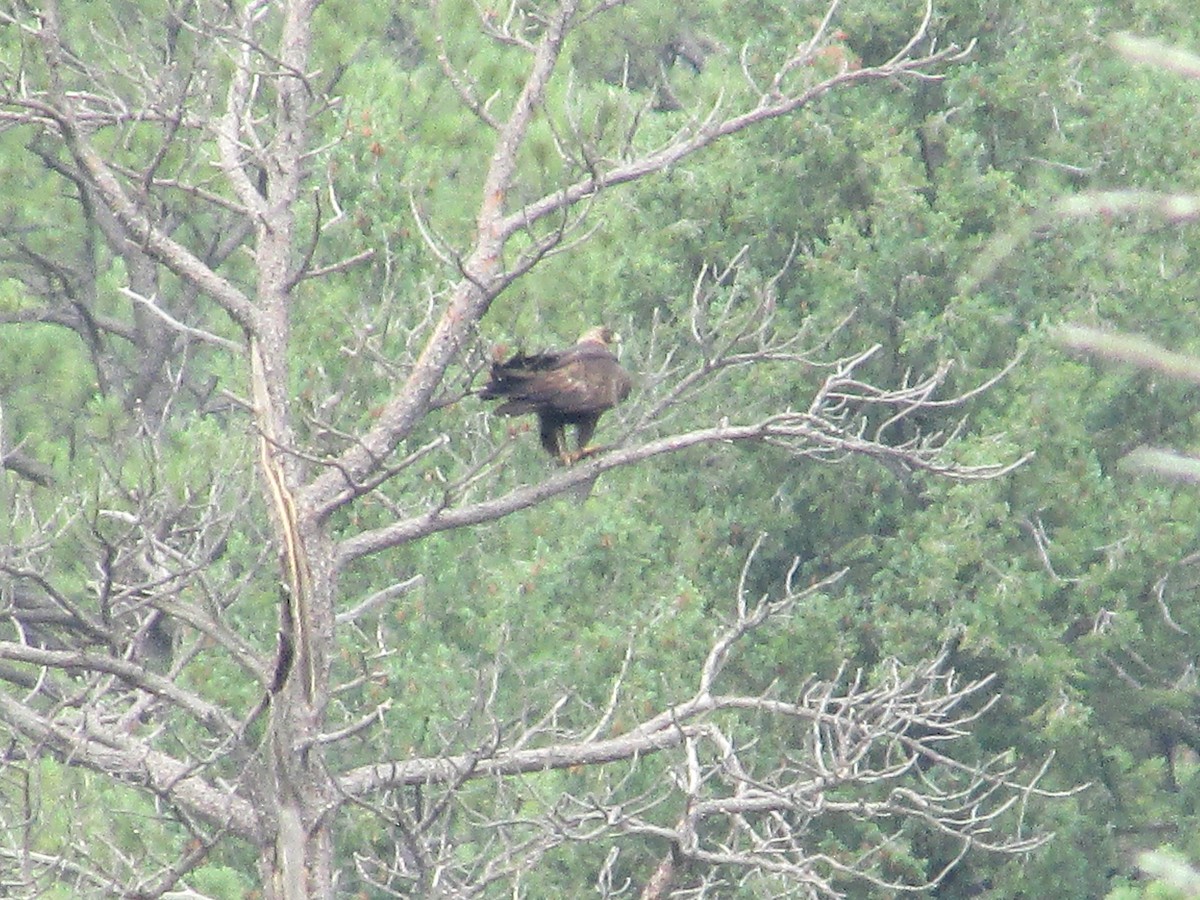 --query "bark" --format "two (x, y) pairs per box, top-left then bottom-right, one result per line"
(0, 1), (1055, 897)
